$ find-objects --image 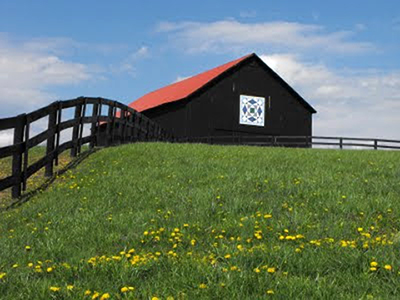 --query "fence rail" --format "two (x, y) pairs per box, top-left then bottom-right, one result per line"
(176, 135), (400, 150)
(2, 97), (399, 200)
(0, 97), (174, 199)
